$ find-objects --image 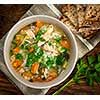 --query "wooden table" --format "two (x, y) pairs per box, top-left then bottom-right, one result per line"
(0, 5), (32, 95)
(0, 5), (100, 95)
